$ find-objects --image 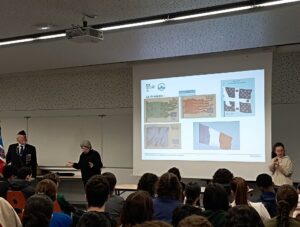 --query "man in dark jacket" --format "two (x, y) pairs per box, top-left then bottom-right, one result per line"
(67, 140), (103, 185)
(6, 130), (37, 178)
